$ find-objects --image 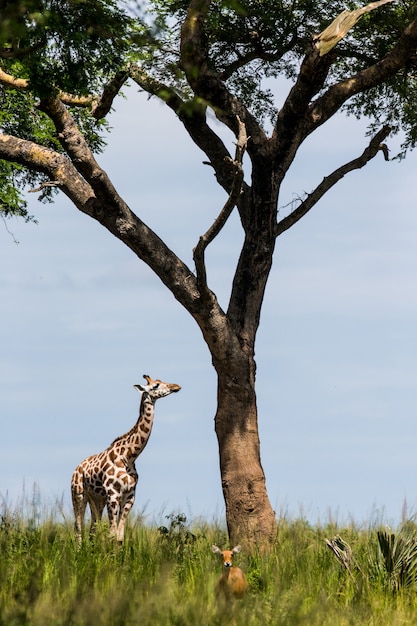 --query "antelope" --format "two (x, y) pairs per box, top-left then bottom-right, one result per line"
(212, 545), (248, 602)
